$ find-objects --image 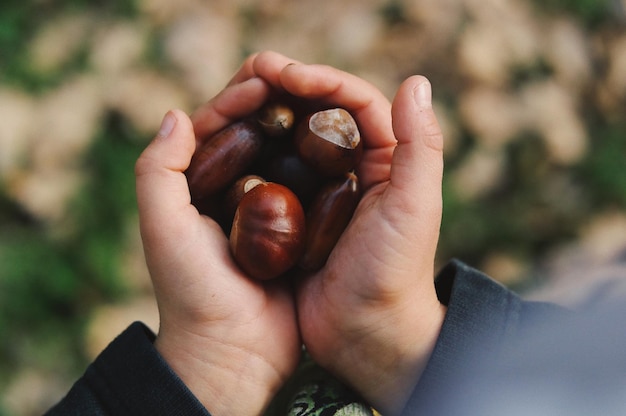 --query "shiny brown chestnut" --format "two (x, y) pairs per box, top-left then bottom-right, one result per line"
(222, 174), (266, 230)
(257, 102), (295, 138)
(295, 108), (362, 177)
(230, 182), (306, 280)
(185, 119), (265, 201)
(299, 171), (360, 272)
